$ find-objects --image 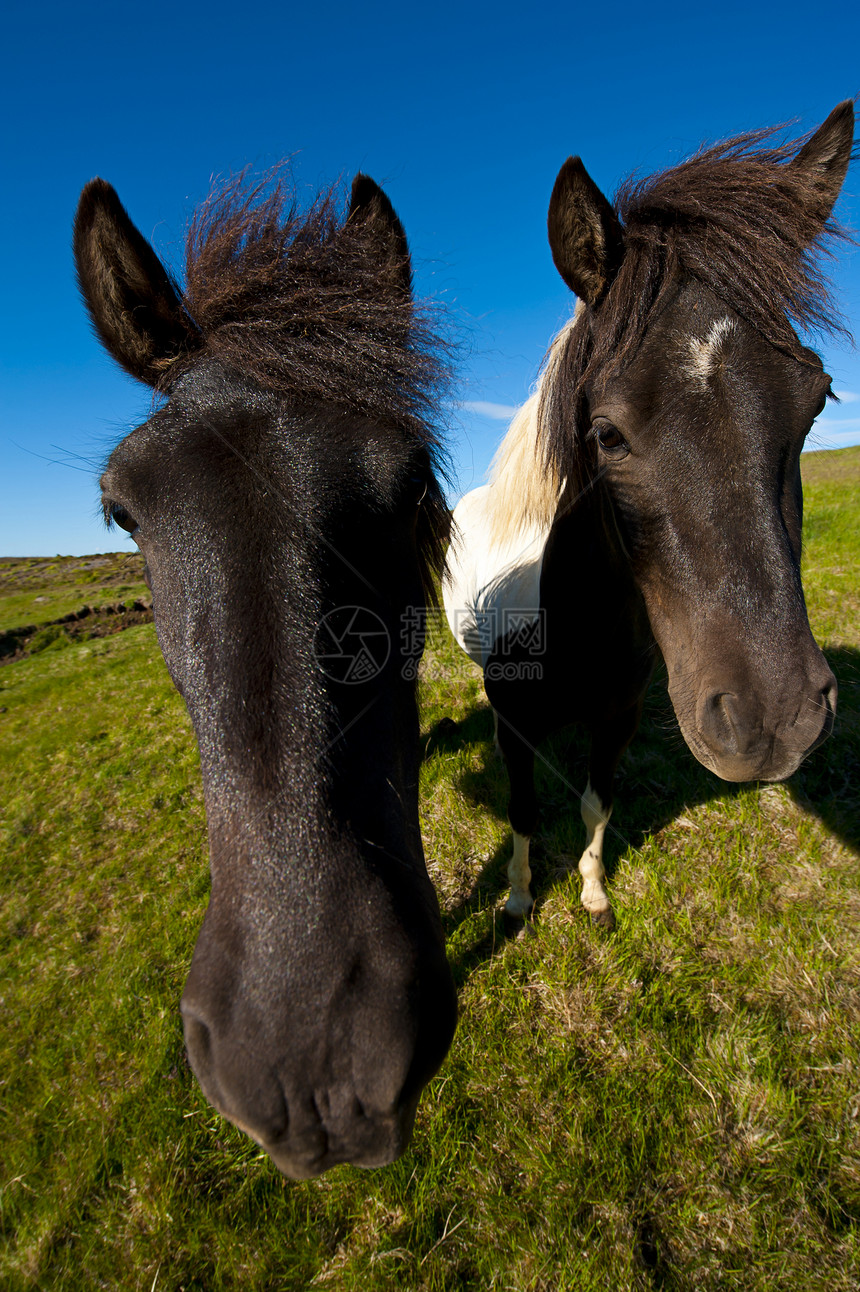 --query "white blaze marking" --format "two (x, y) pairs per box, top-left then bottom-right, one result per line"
(578, 781), (612, 915)
(685, 316), (736, 385)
